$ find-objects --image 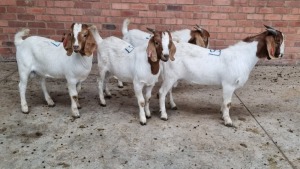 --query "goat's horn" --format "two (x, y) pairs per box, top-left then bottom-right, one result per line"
(267, 28), (277, 36)
(146, 27), (156, 33)
(264, 25), (276, 30)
